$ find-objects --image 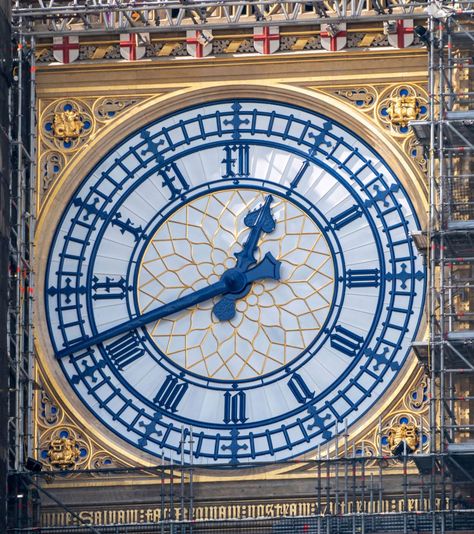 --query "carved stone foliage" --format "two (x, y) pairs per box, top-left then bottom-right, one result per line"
(92, 97), (139, 122)
(334, 87), (378, 111)
(404, 135), (428, 174)
(38, 96), (143, 207)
